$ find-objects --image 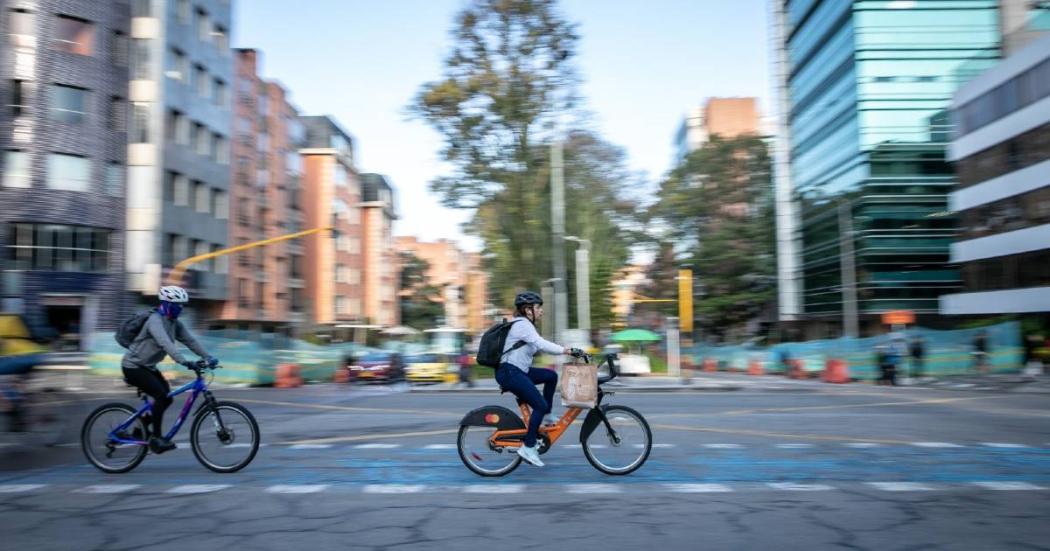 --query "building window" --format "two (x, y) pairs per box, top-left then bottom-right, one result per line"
(176, 0), (190, 25)
(213, 78), (226, 106)
(50, 84), (88, 124)
(173, 173), (189, 206)
(213, 190), (228, 219)
(349, 237), (360, 254)
(168, 48), (187, 81)
(110, 31), (128, 66)
(212, 134), (229, 164)
(349, 269), (361, 285)
(213, 24), (228, 52)
(197, 126), (211, 156)
(2, 150), (31, 188)
(46, 153), (91, 192)
(213, 243), (228, 274)
(132, 38), (150, 79)
(108, 97), (125, 131)
(195, 8), (209, 43)
(336, 264), (348, 283)
(131, 0), (152, 18)
(194, 181), (210, 213)
(6, 223), (112, 272)
(105, 162), (123, 197)
(54, 15), (93, 56)
(191, 122), (204, 152)
(163, 170), (176, 202)
(335, 295), (347, 315)
(8, 9), (34, 40)
(9, 80), (28, 117)
(194, 64), (208, 98)
(130, 103), (150, 143)
(174, 112), (189, 145)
